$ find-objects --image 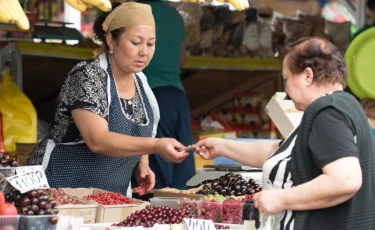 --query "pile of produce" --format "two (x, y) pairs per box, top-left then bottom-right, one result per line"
(46, 189), (78, 206)
(2, 190), (58, 229)
(0, 153), (18, 167)
(198, 199), (222, 222)
(5, 190), (59, 217)
(197, 172), (261, 197)
(113, 205), (199, 227)
(222, 200), (242, 224)
(179, 198), (198, 214)
(84, 192), (136, 205)
(0, 0), (30, 30)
